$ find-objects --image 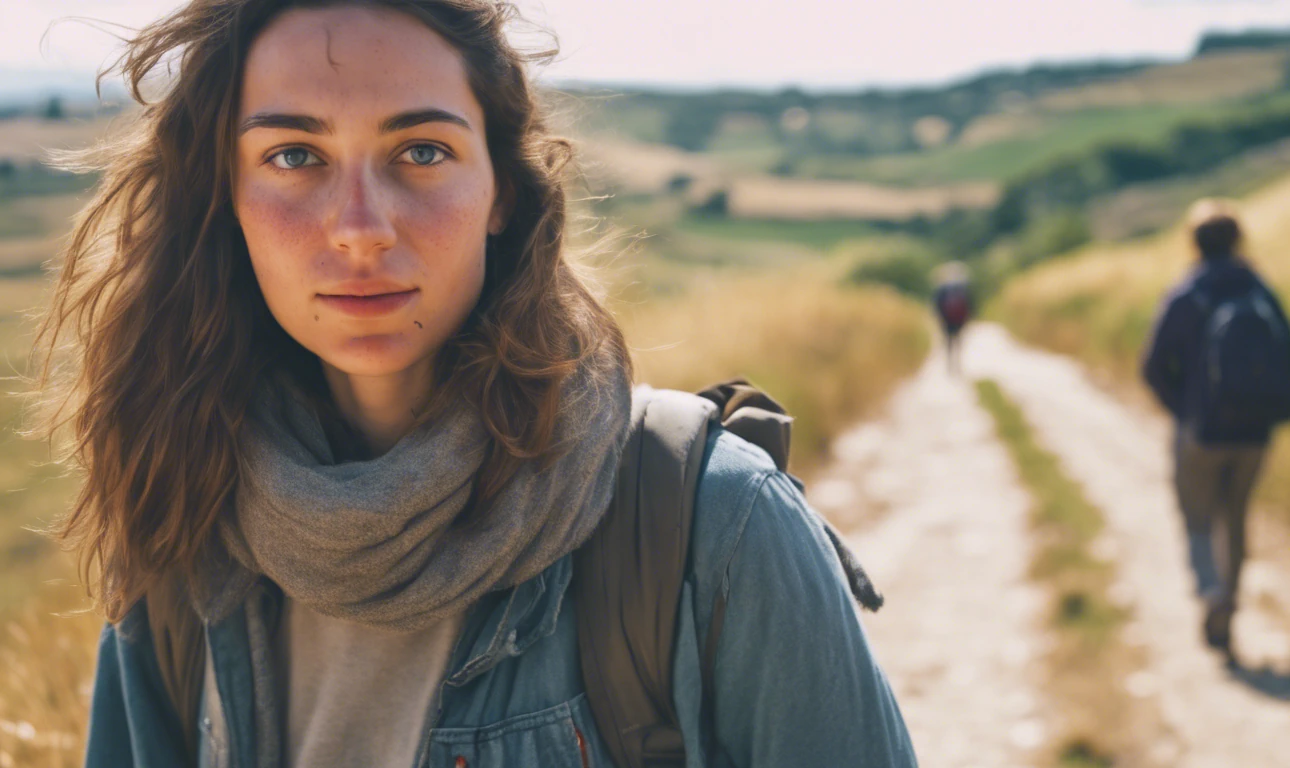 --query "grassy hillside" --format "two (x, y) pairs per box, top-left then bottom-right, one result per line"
(807, 103), (1224, 185)
(575, 45), (1290, 189)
